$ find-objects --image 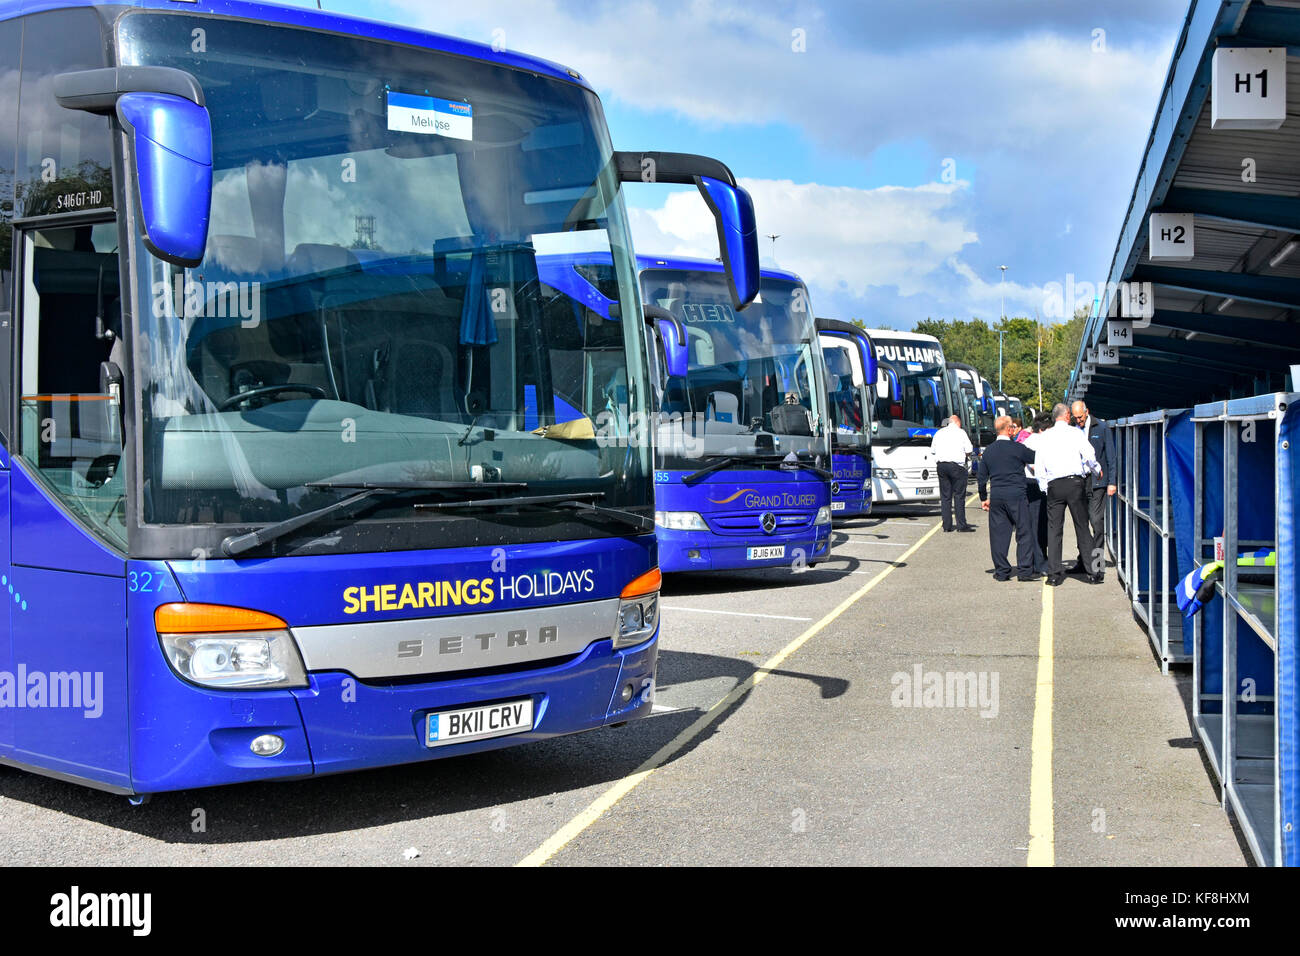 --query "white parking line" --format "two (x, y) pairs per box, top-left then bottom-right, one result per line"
(836, 528), (919, 536)
(518, 515), (947, 867)
(661, 605), (813, 622)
